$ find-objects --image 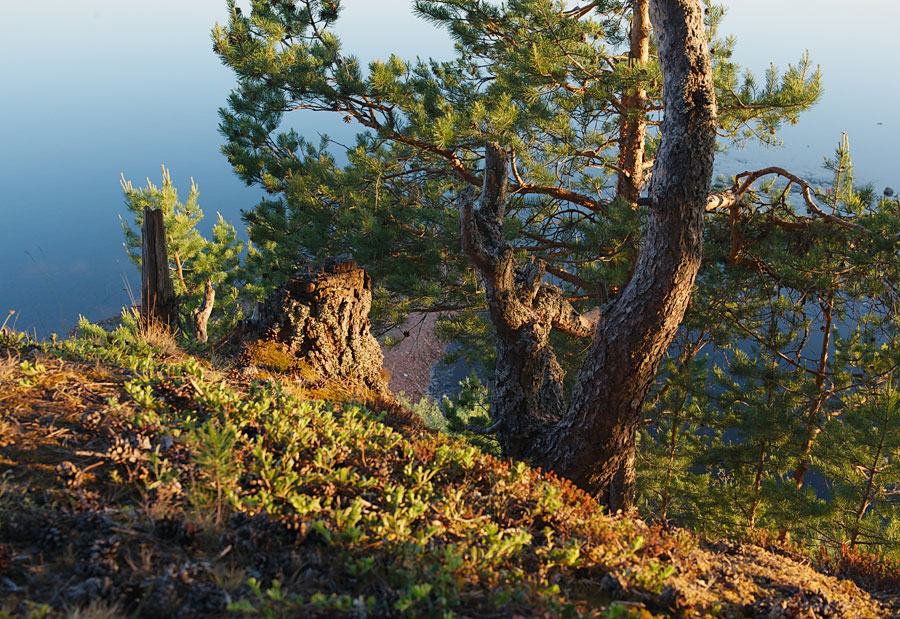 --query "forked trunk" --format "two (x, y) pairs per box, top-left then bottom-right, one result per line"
(460, 0), (717, 508)
(459, 151), (597, 458)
